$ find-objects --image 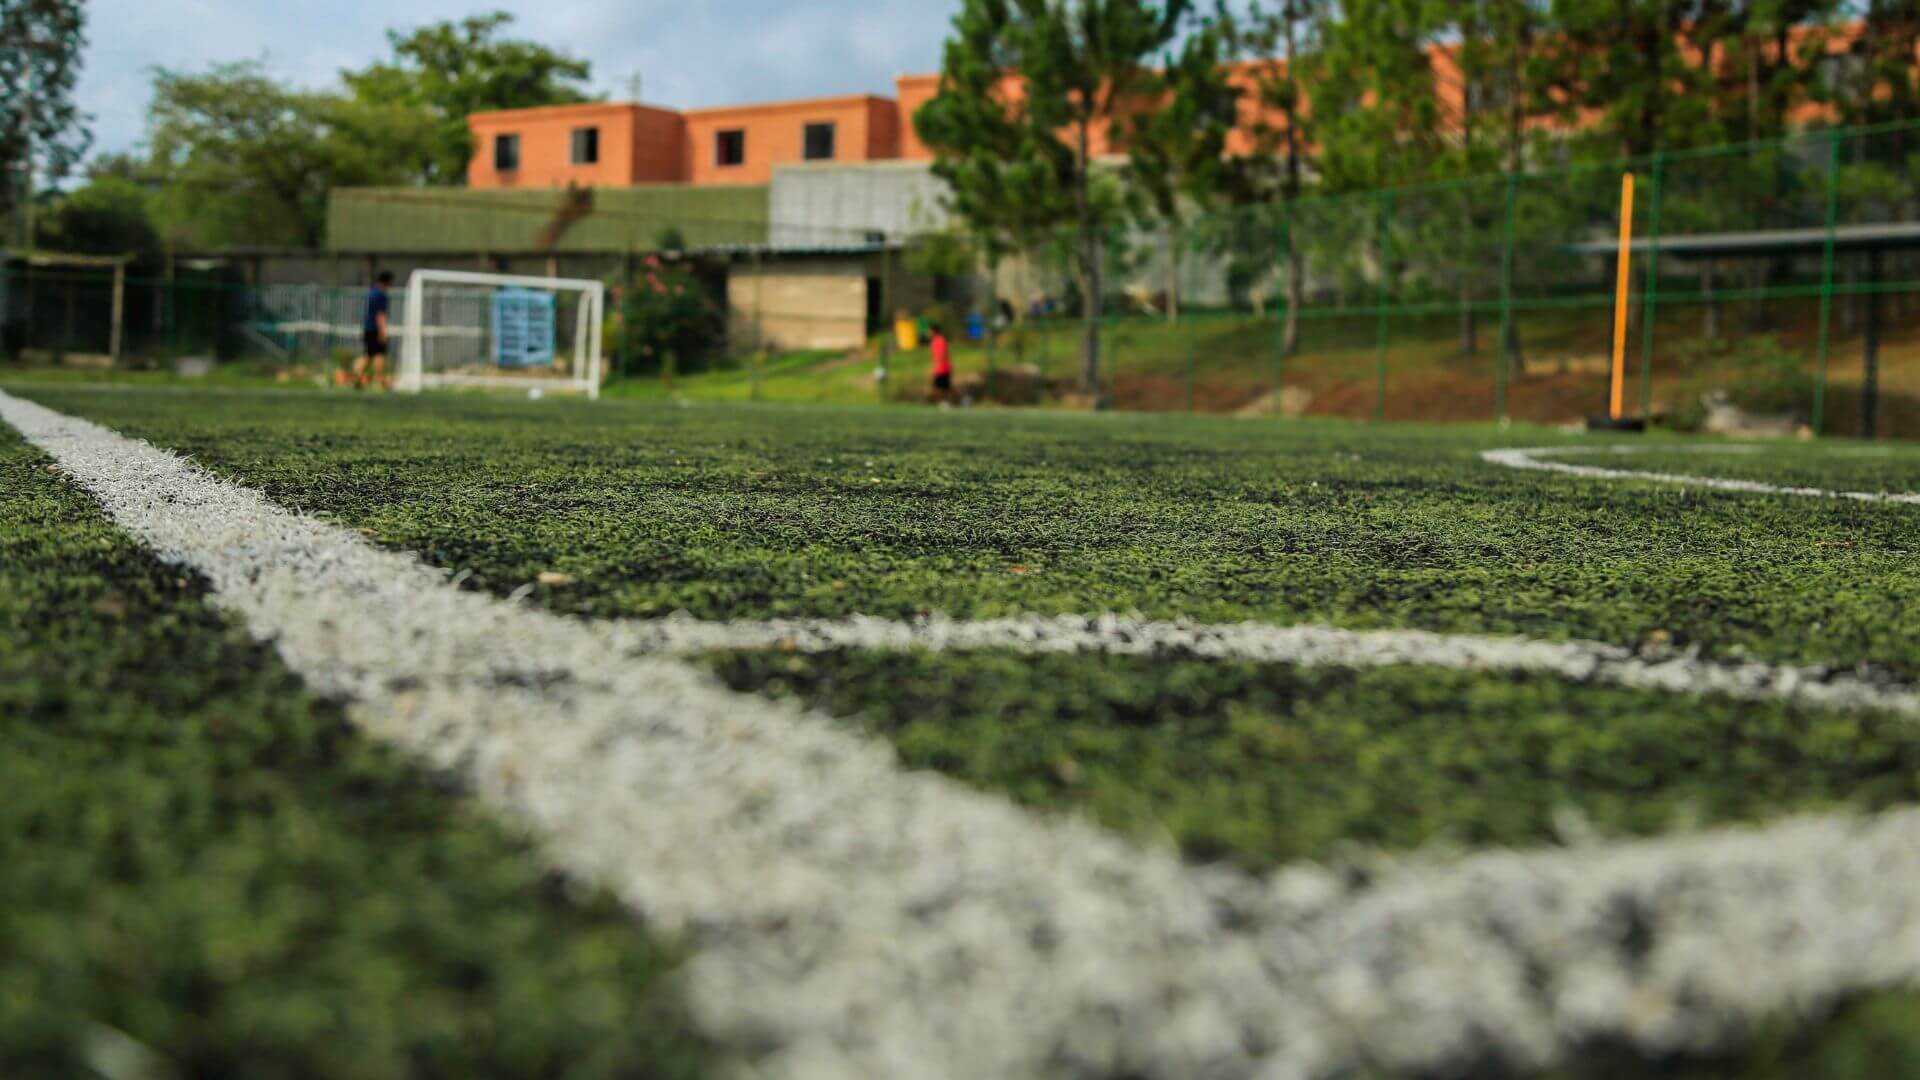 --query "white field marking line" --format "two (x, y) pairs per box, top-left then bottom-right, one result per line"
(12, 388), (1920, 1080)
(616, 612), (1920, 719)
(1483, 443), (1920, 504)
